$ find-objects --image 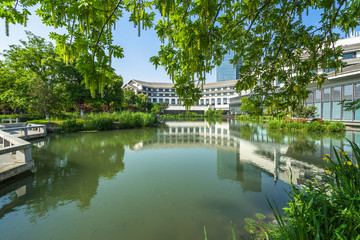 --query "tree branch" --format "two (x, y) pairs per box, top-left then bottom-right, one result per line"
(93, 0), (122, 61)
